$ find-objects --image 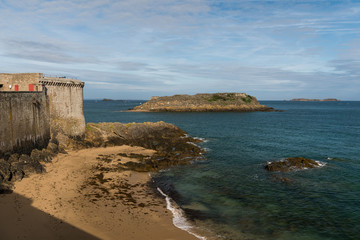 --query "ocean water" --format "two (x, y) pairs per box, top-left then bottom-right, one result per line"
(84, 100), (360, 240)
